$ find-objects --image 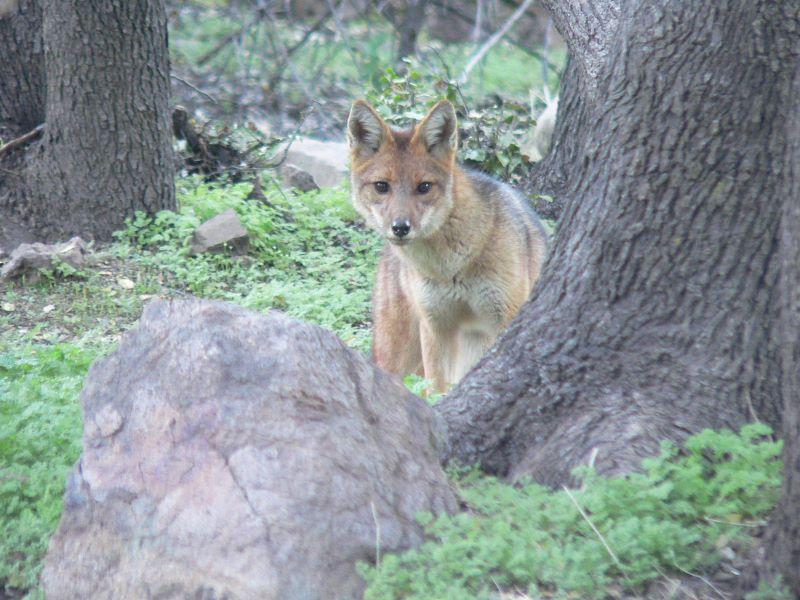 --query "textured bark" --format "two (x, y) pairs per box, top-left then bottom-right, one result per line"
(538, 0), (619, 98)
(524, 0), (620, 219)
(524, 56), (586, 219)
(437, 0), (798, 491)
(755, 57), (800, 598)
(0, 0), (175, 242)
(0, 0), (44, 133)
